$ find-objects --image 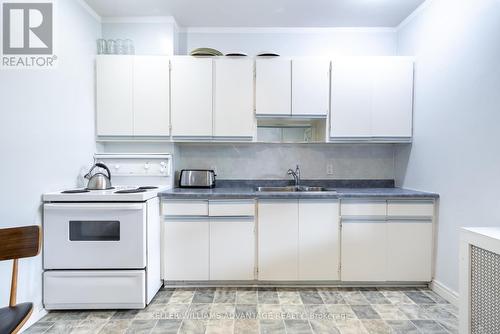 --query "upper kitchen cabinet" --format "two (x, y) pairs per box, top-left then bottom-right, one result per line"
(96, 55), (170, 137)
(330, 57), (414, 142)
(292, 58), (331, 117)
(255, 58), (292, 116)
(213, 58), (255, 139)
(133, 56), (170, 136)
(171, 57), (213, 138)
(96, 56), (134, 136)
